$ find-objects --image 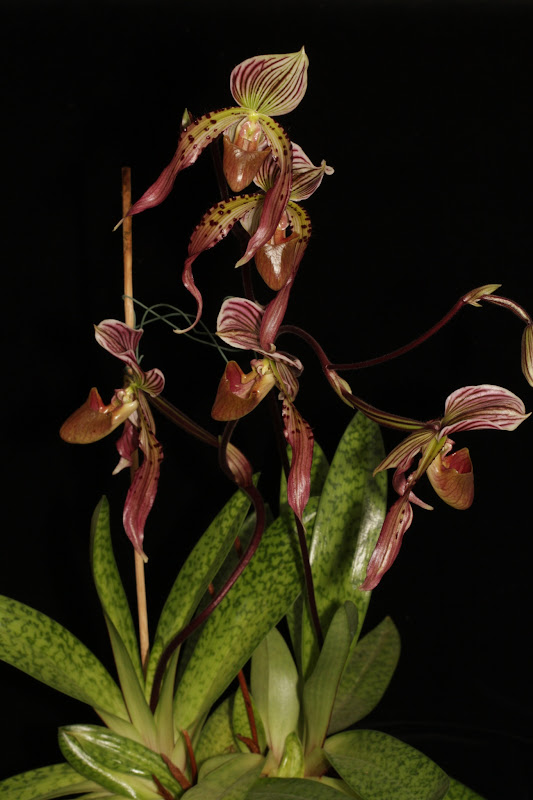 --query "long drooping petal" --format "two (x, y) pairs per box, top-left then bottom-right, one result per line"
(125, 108), (246, 218)
(360, 494), (414, 591)
(440, 384), (530, 436)
(235, 117), (294, 267)
(179, 195), (261, 333)
(121, 394), (163, 560)
(281, 398), (314, 524)
(230, 49), (308, 115)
